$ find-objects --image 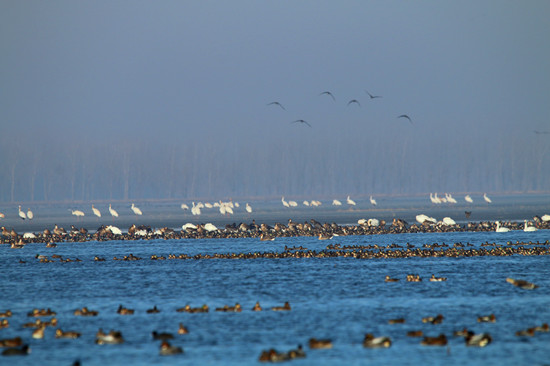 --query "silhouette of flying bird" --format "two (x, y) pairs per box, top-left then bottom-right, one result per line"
(319, 91), (336, 101)
(292, 119), (311, 127)
(534, 130), (550, 135)
(365, 90), (382, 99)
(347, 99), (361, 107)
(267, 101), (286, 110)
(397, 114), (412, 123)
